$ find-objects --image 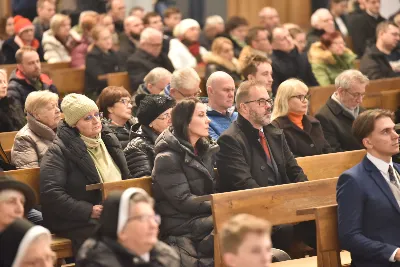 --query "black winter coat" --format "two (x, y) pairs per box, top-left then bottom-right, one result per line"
(76, 237), (180, 267)
(85, 45), (124, 98)
(124, 125), (158, 178)
(360, 45), (400, 80)
(271, 48), (319, 95)
(152, 128), (217, 267)
(315, 98), (365, 152)
(40, 121), (130, 234)
(348, 11), (385, 57)
(0, 97), (26, 133)
(102, 118), (137, 149)
(7, 69), (58, 114)
(1, 36), (44, 64)
(126, 49), (174, 93)
(216, 114), (308, 192)
(271, 115), (333, 157)
(118, 32), (138, 58)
